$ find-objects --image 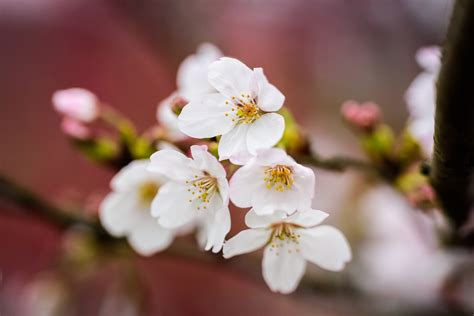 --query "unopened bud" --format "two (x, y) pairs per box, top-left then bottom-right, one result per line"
(341, 100), (381, 132)
(52, 88), (99, 122)
(415, 46), (441, 73)
(61, 117), (91, 140)
(170, 96), (189, 116)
